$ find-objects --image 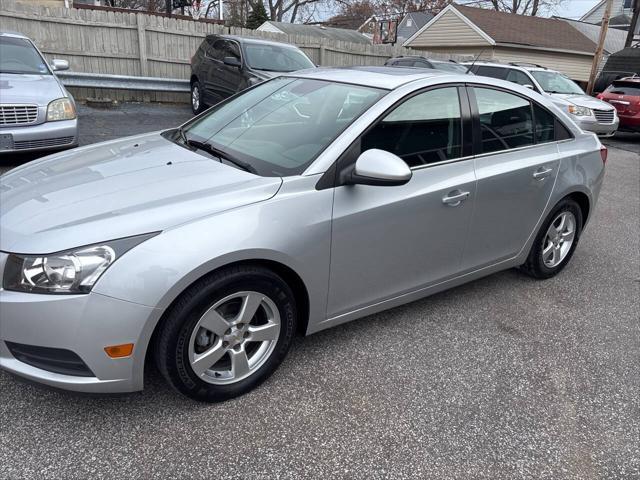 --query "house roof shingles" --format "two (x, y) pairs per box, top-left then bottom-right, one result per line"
(453, 4), (598, 54)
